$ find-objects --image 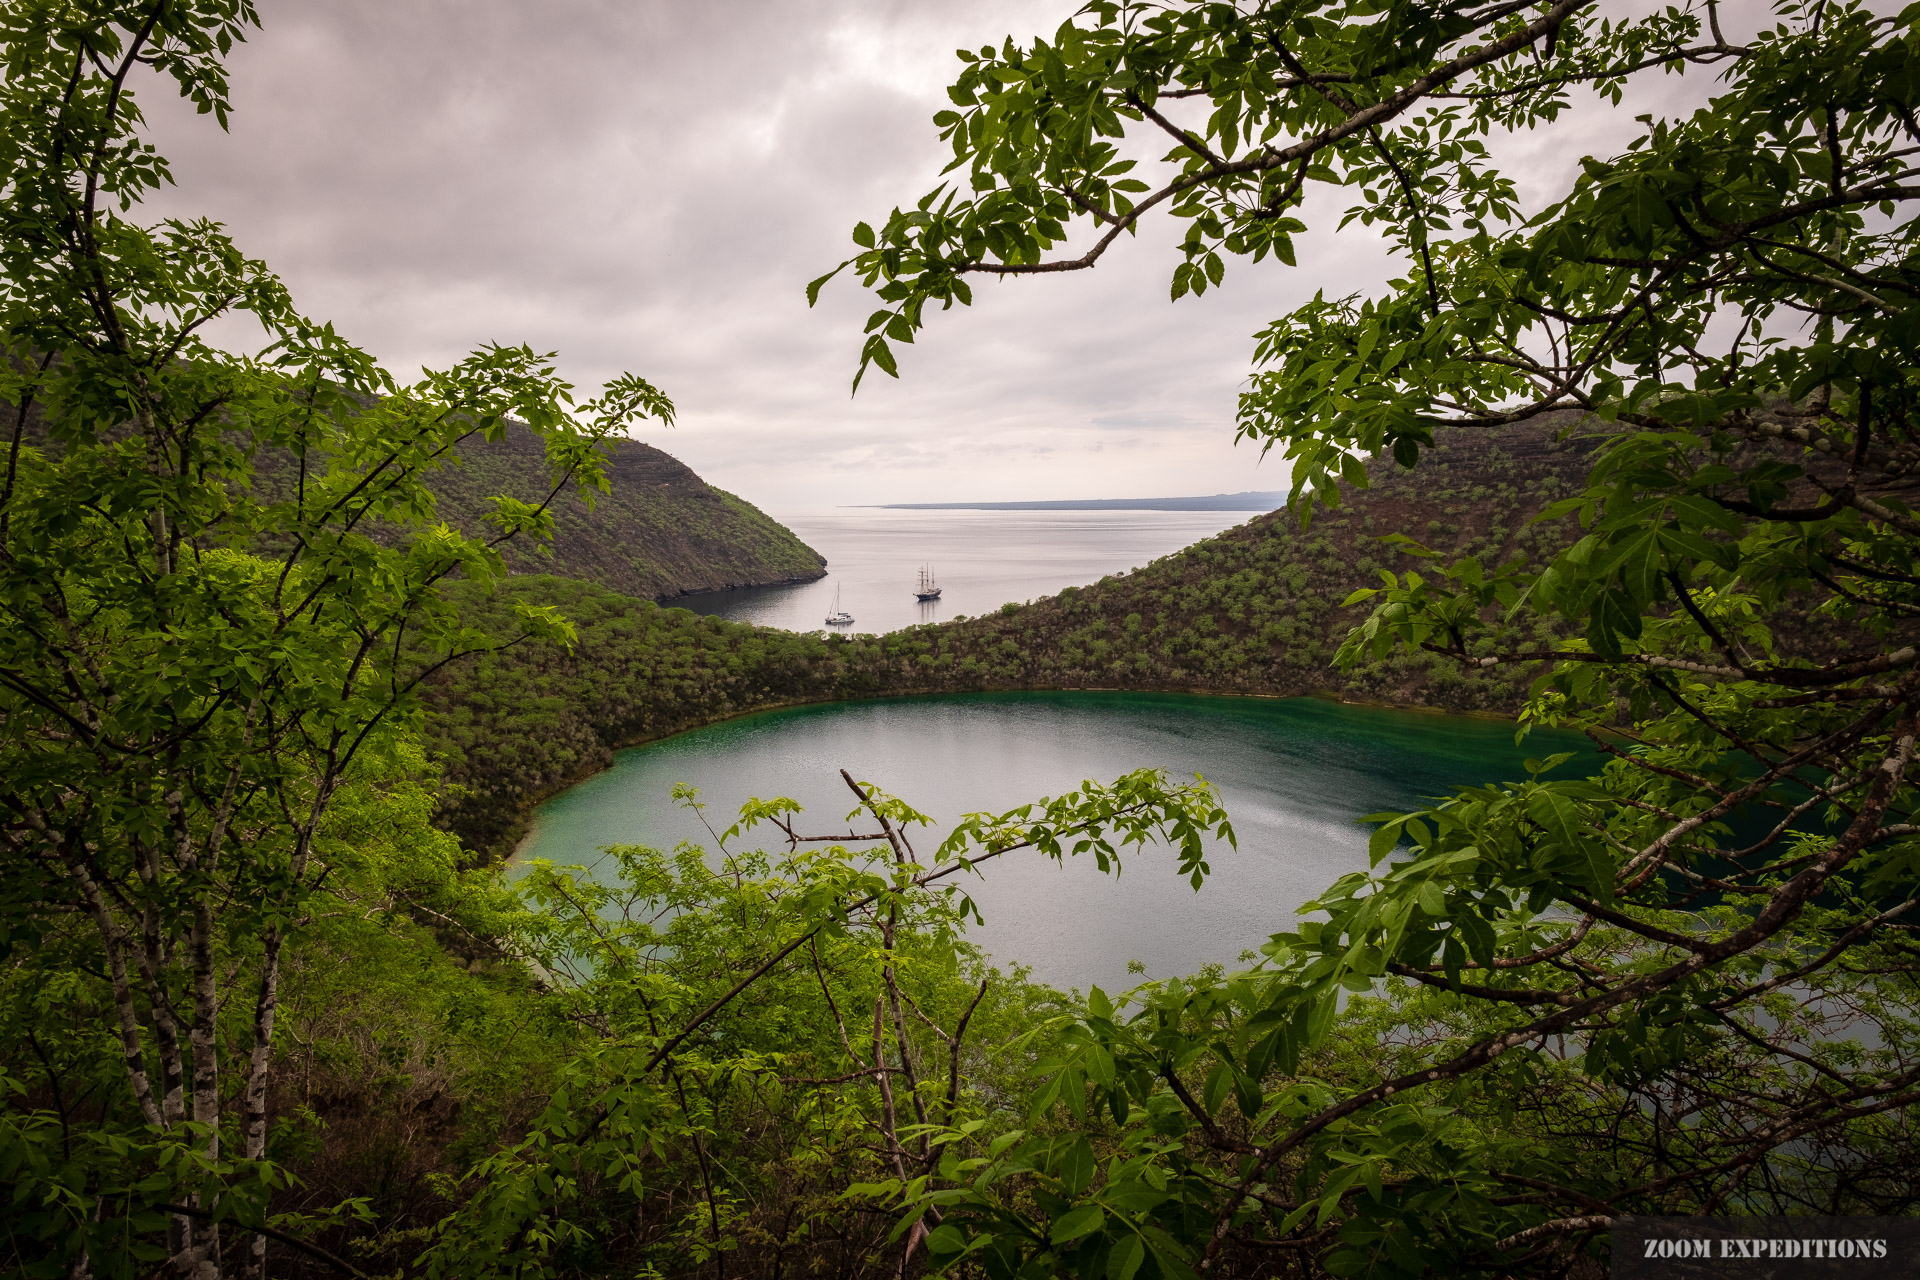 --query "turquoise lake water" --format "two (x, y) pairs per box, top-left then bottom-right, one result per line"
(513, 692), (1595, 992)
